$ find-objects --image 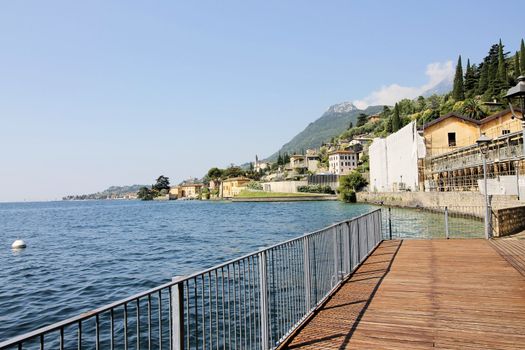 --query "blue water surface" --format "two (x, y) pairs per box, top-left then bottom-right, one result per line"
(0, 200), (376, 340)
